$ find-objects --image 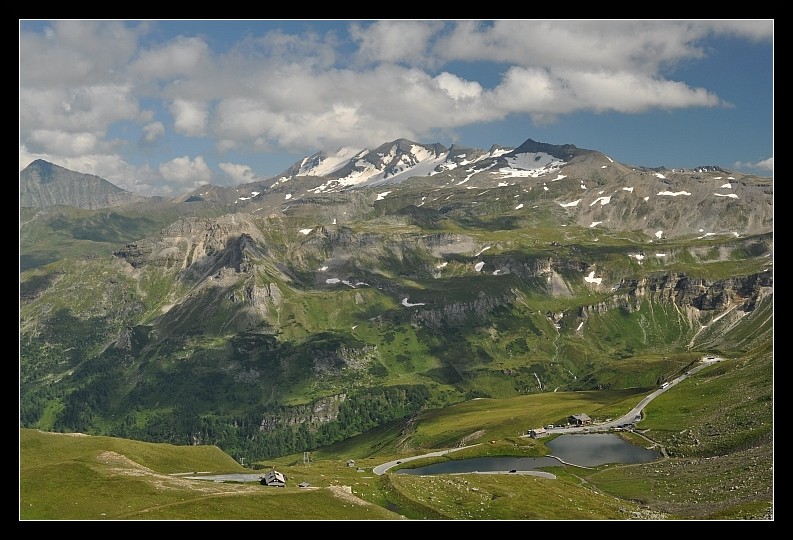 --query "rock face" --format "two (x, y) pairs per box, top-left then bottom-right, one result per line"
(578, 271), (772, 317)
(20, 159), (145, 209)
(114, 213), (267, 275)
(259, 394), (347, 430)
(18, 136), (773, 469)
